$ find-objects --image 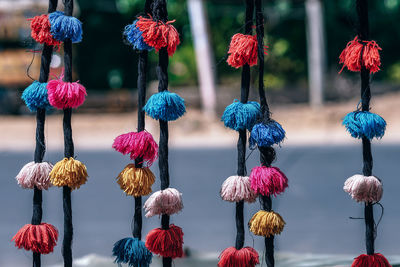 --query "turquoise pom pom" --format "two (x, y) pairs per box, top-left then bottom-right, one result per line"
(221, 100), (261, 131)
(21, 81), (50, 111)
(250, 120), (285, 148)
(49, 11), (82, 43)
(124, 20), (152, 51)
(343, 111), (386, 139)
(112, 237), (152, 267)
(144, 91), (186, 121)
